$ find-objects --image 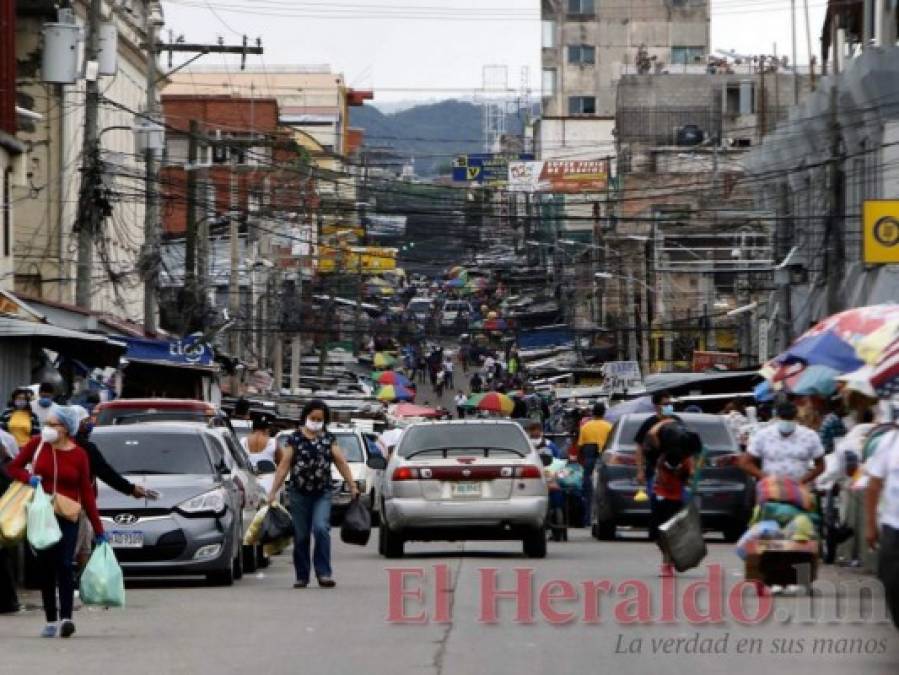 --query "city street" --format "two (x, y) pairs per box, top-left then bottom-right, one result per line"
(2, 531), (896, 674)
